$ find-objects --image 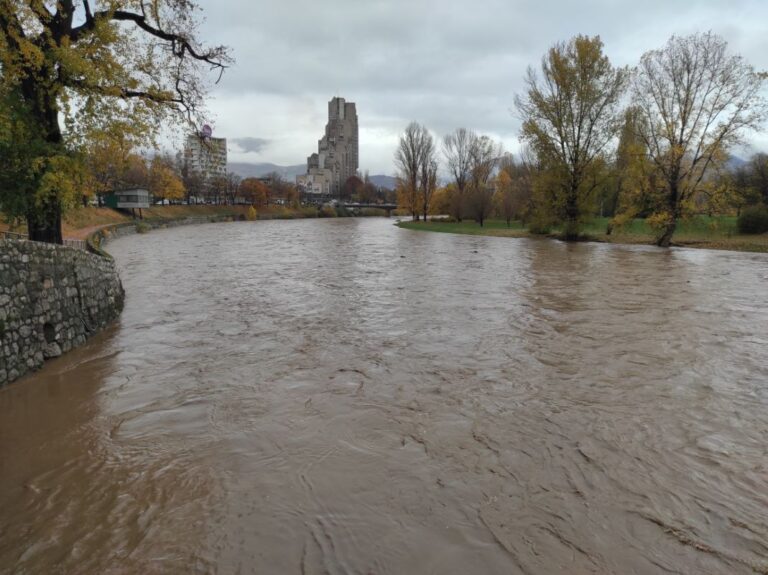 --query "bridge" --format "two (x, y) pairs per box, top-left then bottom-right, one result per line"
(340, 203), (398, 217)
